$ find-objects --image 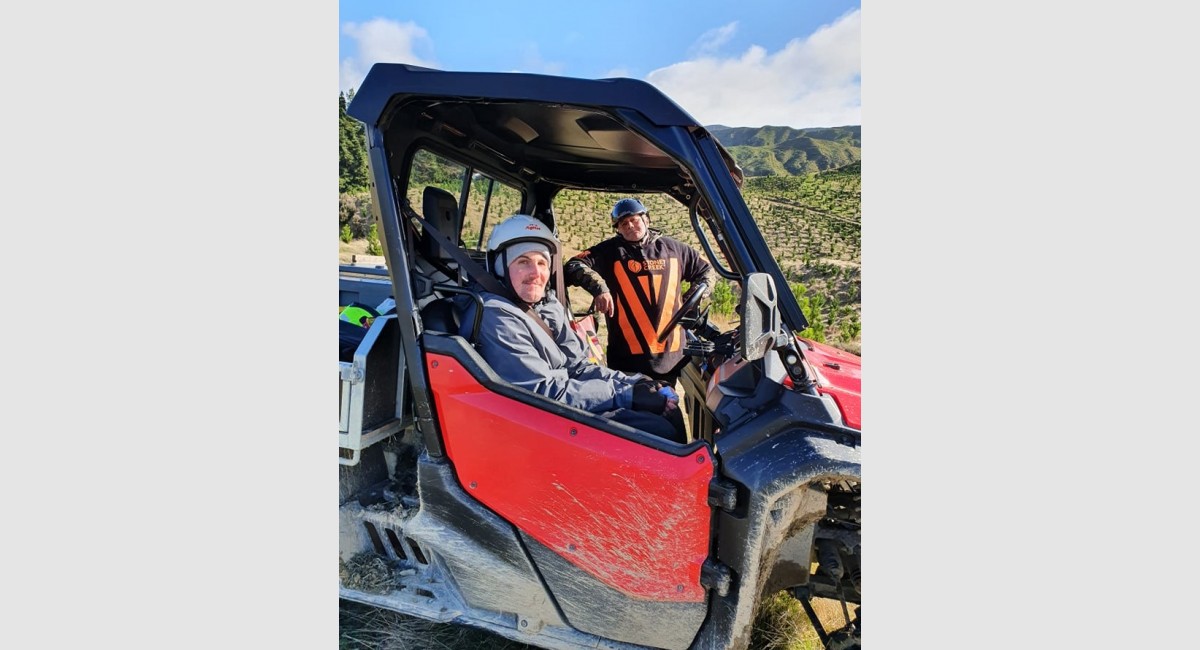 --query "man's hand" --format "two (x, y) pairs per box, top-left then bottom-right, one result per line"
(593, 292), (614, 317)
(632, 379), (679, 414)
(632, 379), (667, 413)
(660, 383), (679, 413)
